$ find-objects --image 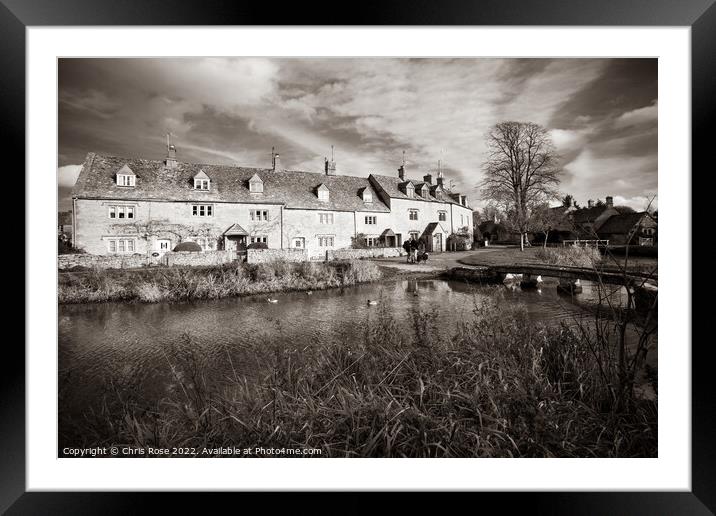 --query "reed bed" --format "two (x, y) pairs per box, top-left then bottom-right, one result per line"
(59, 293), (657, 458)
(58, 260), (382, 304)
